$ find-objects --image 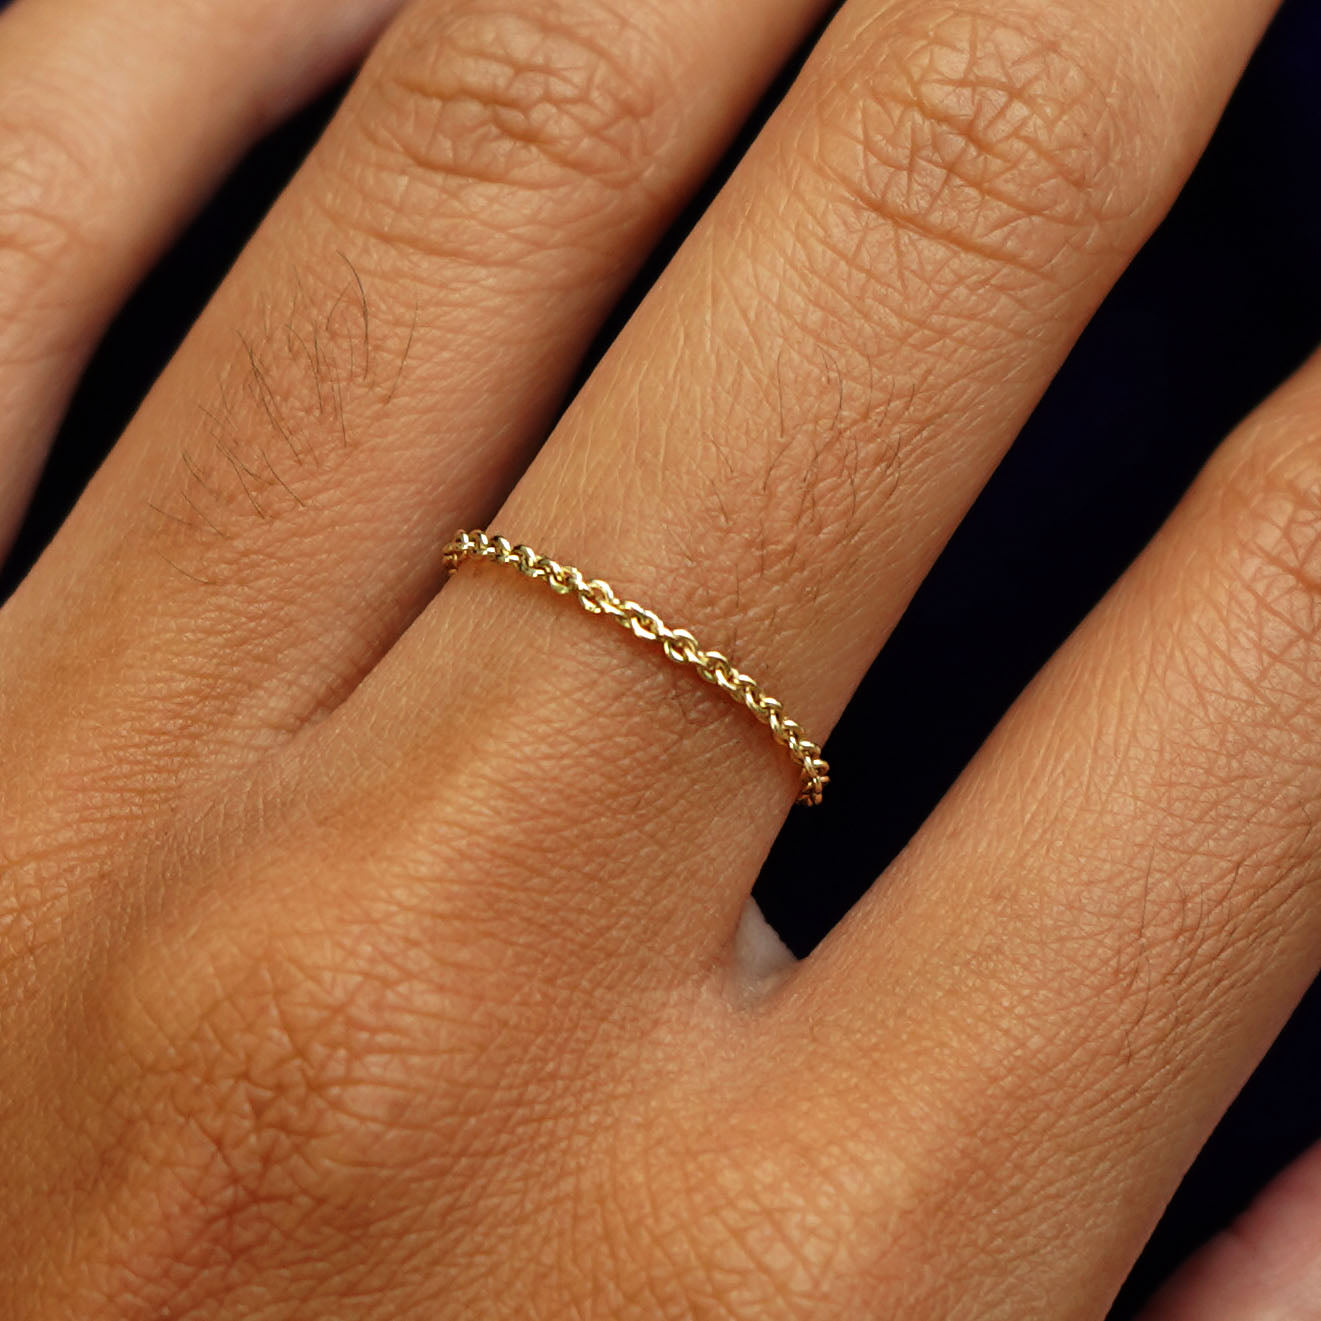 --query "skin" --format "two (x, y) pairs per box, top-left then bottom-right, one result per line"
(1, 0), (1320, 1314)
